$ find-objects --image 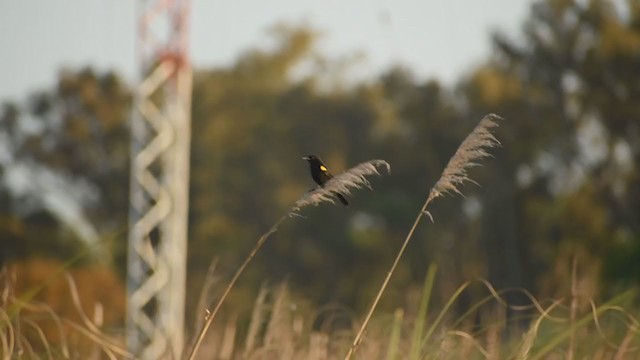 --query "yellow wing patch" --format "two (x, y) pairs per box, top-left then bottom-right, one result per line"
(320, 165), (328, 172)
